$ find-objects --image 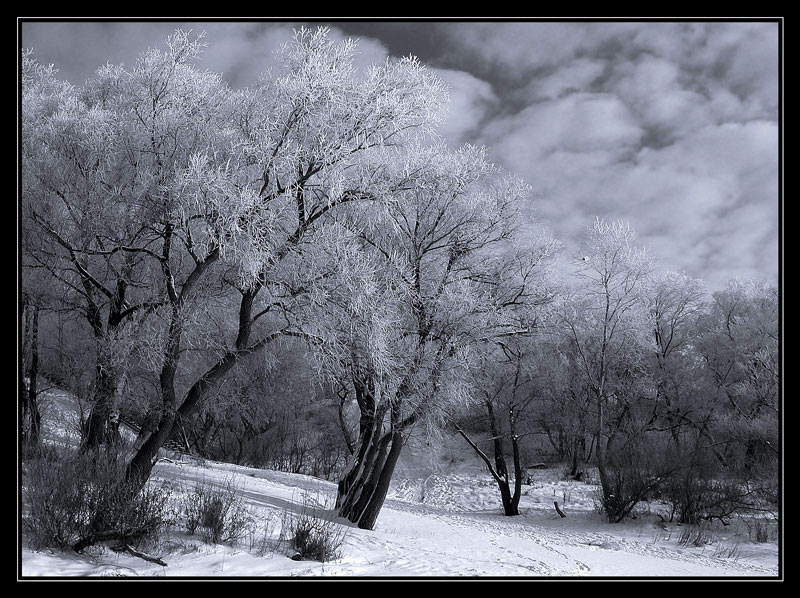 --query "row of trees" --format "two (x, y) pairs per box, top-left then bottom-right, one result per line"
(454, 224), (779, 522)
(20, 28), (779, 540)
